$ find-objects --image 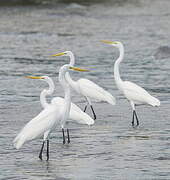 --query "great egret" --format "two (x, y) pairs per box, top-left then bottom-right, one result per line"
(26, 75), (94, 145)
(13, 65), (90, 160)
(101, 40), (160, 126)
(51, 51), (116, 120)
